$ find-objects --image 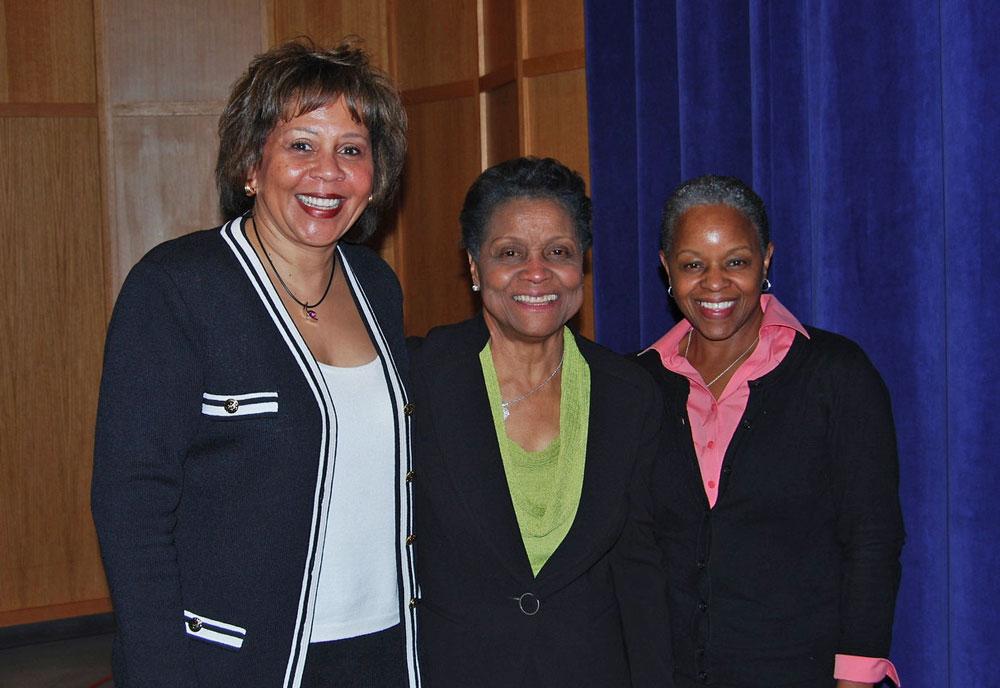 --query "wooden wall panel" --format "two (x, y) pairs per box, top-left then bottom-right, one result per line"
(0, 0), (404, 629)
(109, 116), (221, 292)
(524, 70), (588, 178)
(480, 0), (516, 75)
(398, 96), (481, 335)
(274, 0), (389, 68)
(104, 0), (262, 104)
(482, 82), (519, 166)
(0, 117), (108, 614)
(0, 2), (10, 100)
(394, 1), (477, 90)
(522, 0), (584, 60)
(0, 0), (96, 103)
(391, 0), (593, 337)
(100, 0), (266, 298)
